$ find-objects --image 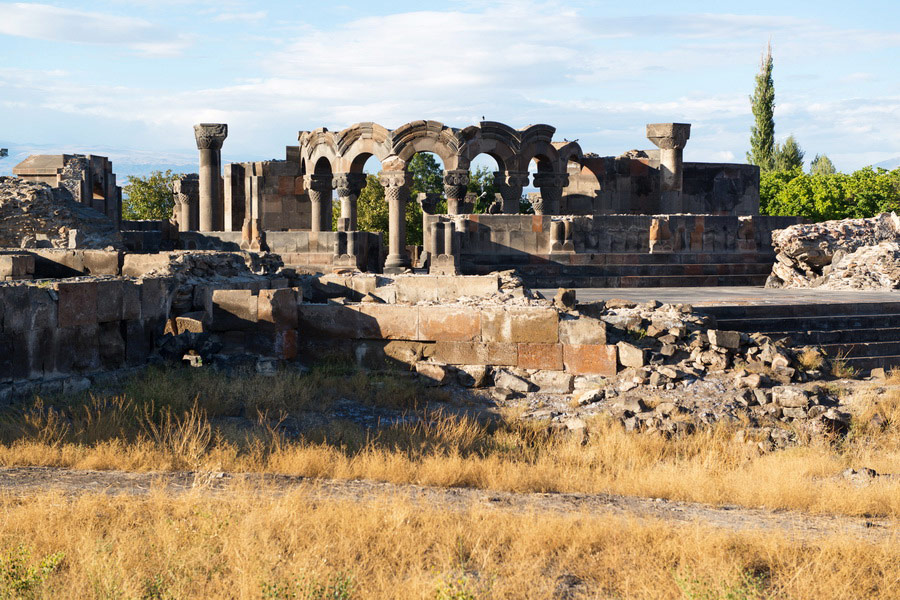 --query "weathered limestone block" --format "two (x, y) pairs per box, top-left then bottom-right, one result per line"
(56, 281), (98, 328)
(393, 275), (498, 303)
(257, 288), (298, 331)
(457, 364), (490, 387)
(517, 343), (564, 371)
(81, 250), (121, 275)
(616, 341), (647, 368)
(122, 281), (142, 321)
(563, 344), (618, 376)
(433, 341), (518, 366)
(2, 287), (56, 333)
(357, 304), (419, 340)
(531, 371), (574, 394)
(211, 289), (258, 331)
(558, 316), (607, 345)
(494, 369), (535, 393)
(415, 362), (453, 386)
(417, 306), (481, 342)
(773, 386), (810, 408)
(122, 253), (172, 278)
(707, 329), (741, 350)
(297, 303), (360, 338)
(481, 307), (558, 344)
(175, 311), (207, 334)
(59, 323), (100, 373)
(139, 278), (170, 324)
